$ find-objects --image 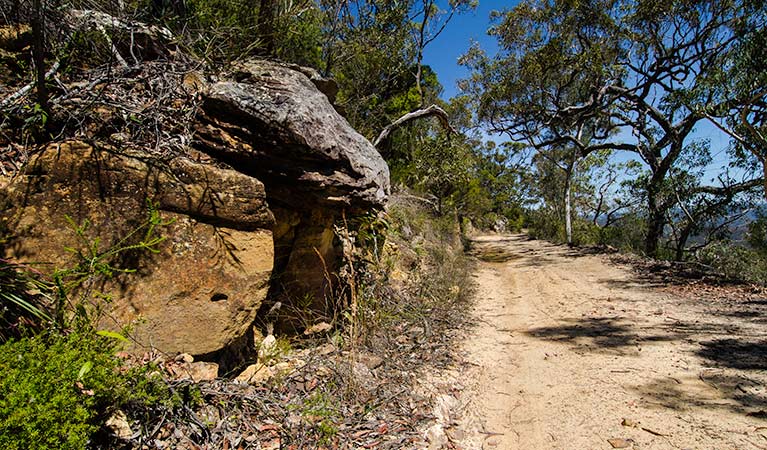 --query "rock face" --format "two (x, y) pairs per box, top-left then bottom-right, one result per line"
(194, 59), (390, 315)
(195, 59), (389, 210)
(0, 58), (390, 353)
(0, 141), (274, 355)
